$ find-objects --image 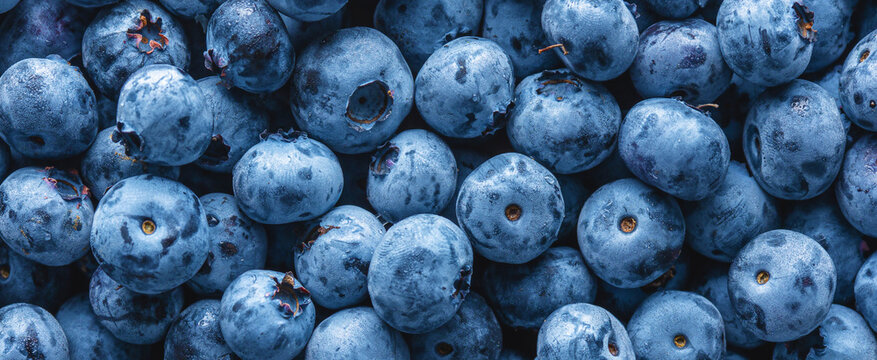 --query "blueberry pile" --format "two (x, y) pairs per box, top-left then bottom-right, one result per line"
(2, 0), (877, 359)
